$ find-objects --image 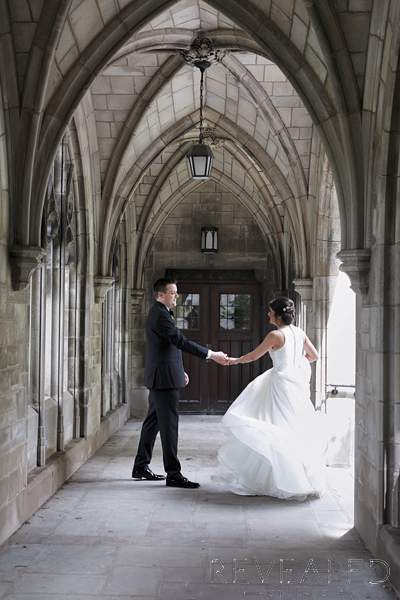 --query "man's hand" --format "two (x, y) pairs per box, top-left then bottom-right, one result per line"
(184, 372), (189, 386)
(209, 350), (229, 365)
